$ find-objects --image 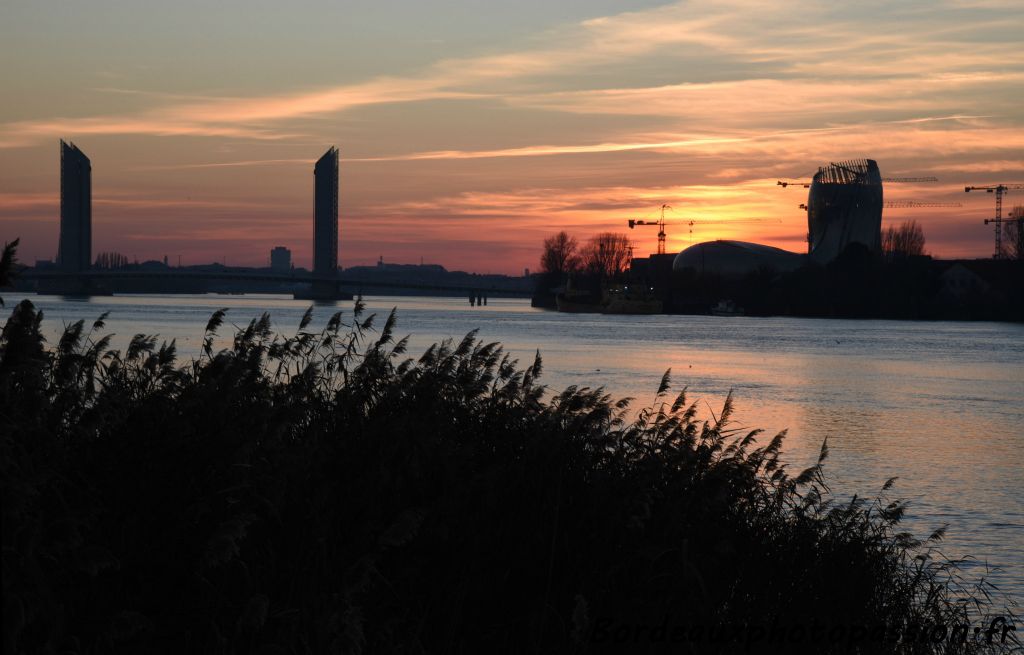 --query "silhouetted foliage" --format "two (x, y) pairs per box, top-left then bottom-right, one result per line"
(883, 220), (927, 261)
(540, 231), (581, 276)
(0, 237), (19, 307)
(1, 298), (1018, 654)
(581, 232), (632, 281)
(93, 251), (130, 270)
